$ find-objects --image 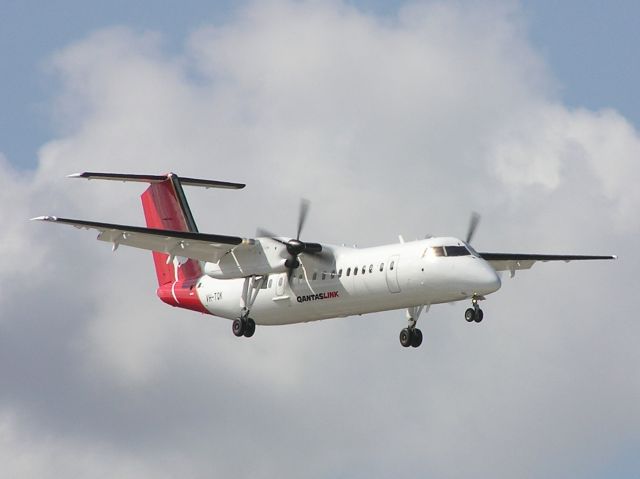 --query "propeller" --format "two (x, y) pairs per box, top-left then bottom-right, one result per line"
(466, 211), (481, 244)
(257, 199), (324, 280)
(297, 198), (309, 240)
